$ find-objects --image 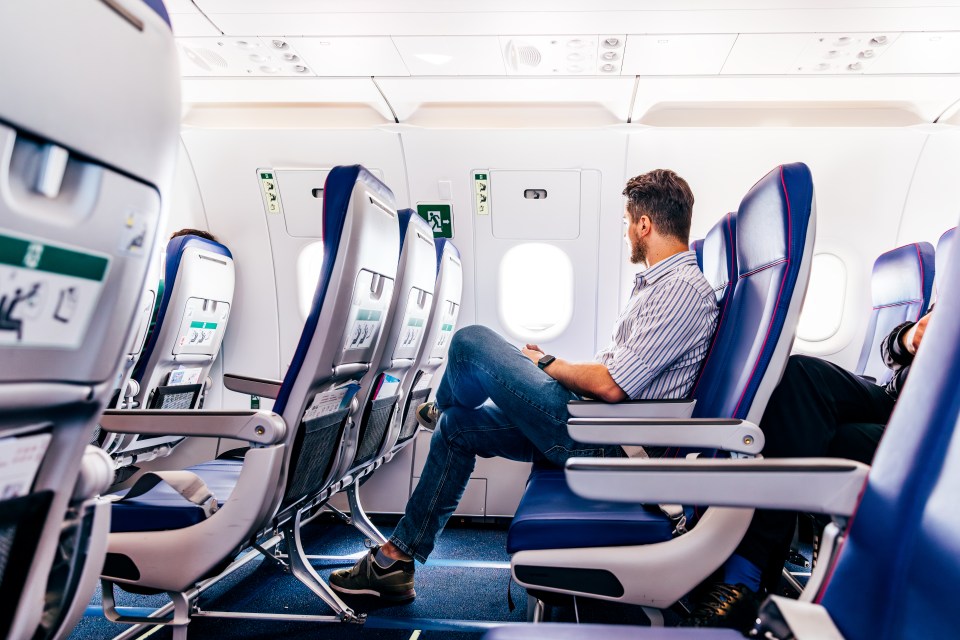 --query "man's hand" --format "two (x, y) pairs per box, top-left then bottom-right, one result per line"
(522, 344), (545, 365)
(903, 311), (933, 356)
